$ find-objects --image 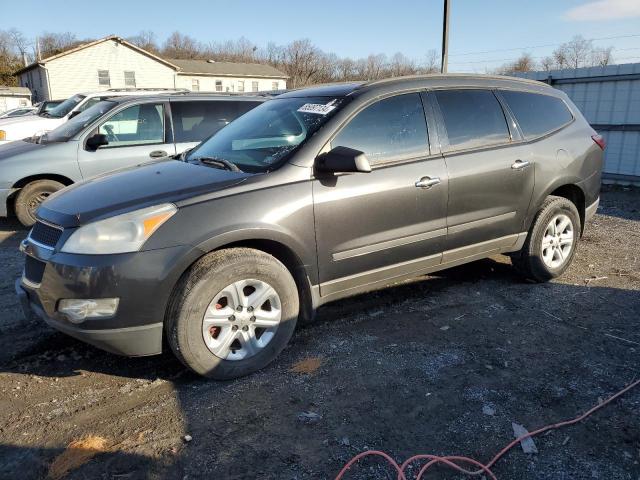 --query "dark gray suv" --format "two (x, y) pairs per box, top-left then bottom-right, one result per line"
(16, 75), (603, 379)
